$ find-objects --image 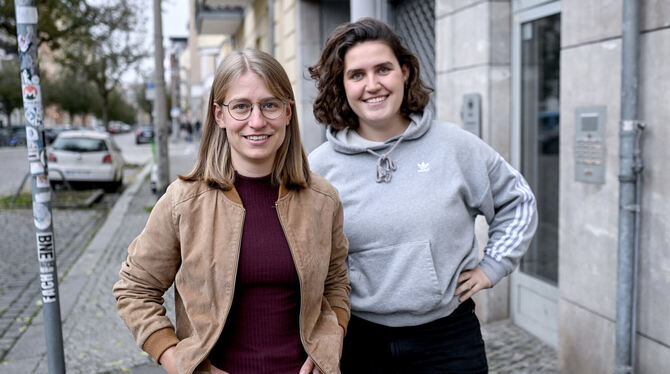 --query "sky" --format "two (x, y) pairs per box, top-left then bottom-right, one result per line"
(123, 0), (189, 84)
(162, 0), (189, 41)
